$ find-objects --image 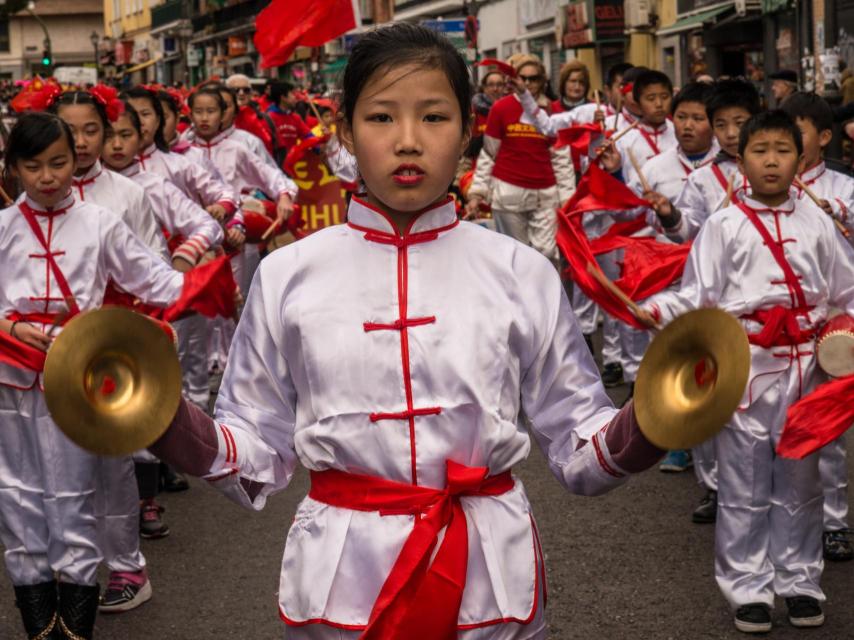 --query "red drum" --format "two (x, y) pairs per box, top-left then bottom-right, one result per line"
(816, 314), (854, 377)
